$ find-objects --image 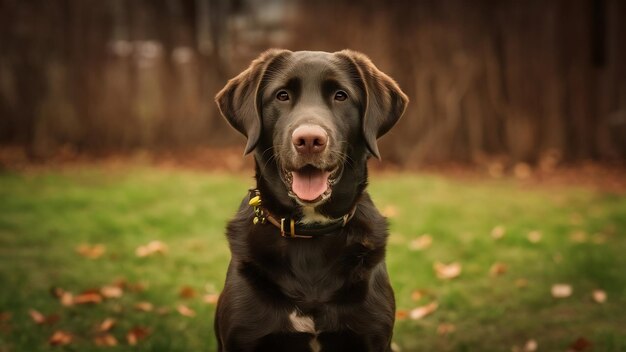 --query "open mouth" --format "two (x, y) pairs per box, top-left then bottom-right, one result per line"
(282, 165), (340, 204)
